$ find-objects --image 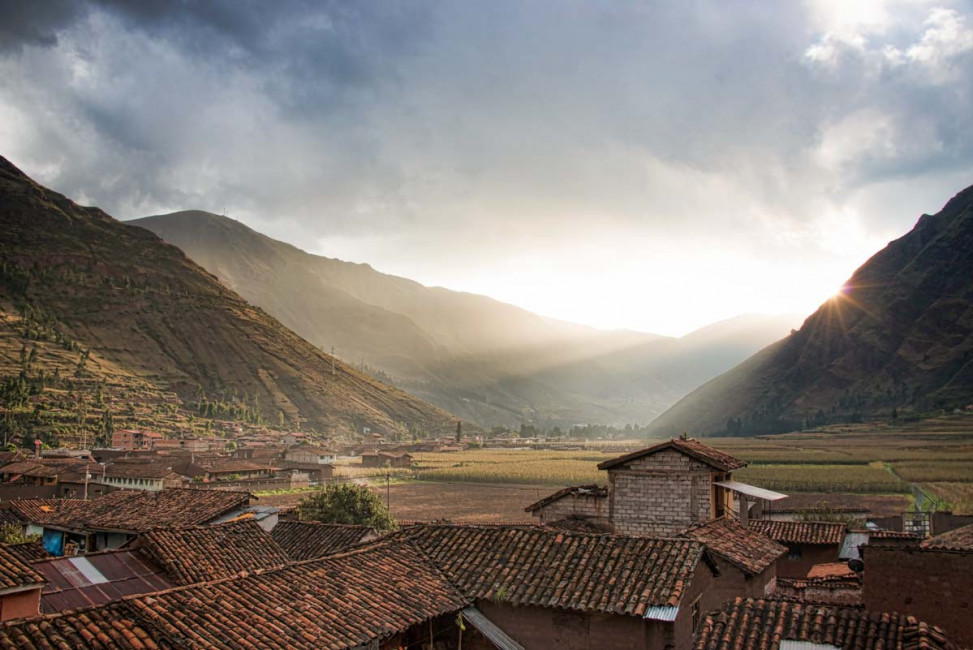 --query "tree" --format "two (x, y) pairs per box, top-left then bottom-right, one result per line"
(0, 524), (39, 545)
(296, 483), (396, 530)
